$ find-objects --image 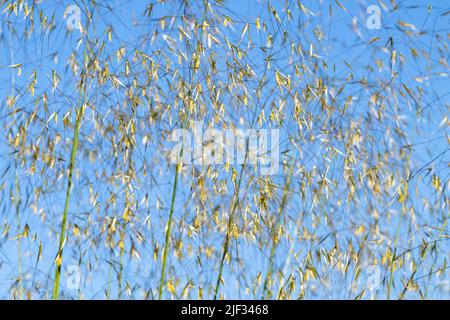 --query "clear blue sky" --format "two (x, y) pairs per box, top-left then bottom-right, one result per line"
(0, 0), (448, 299)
